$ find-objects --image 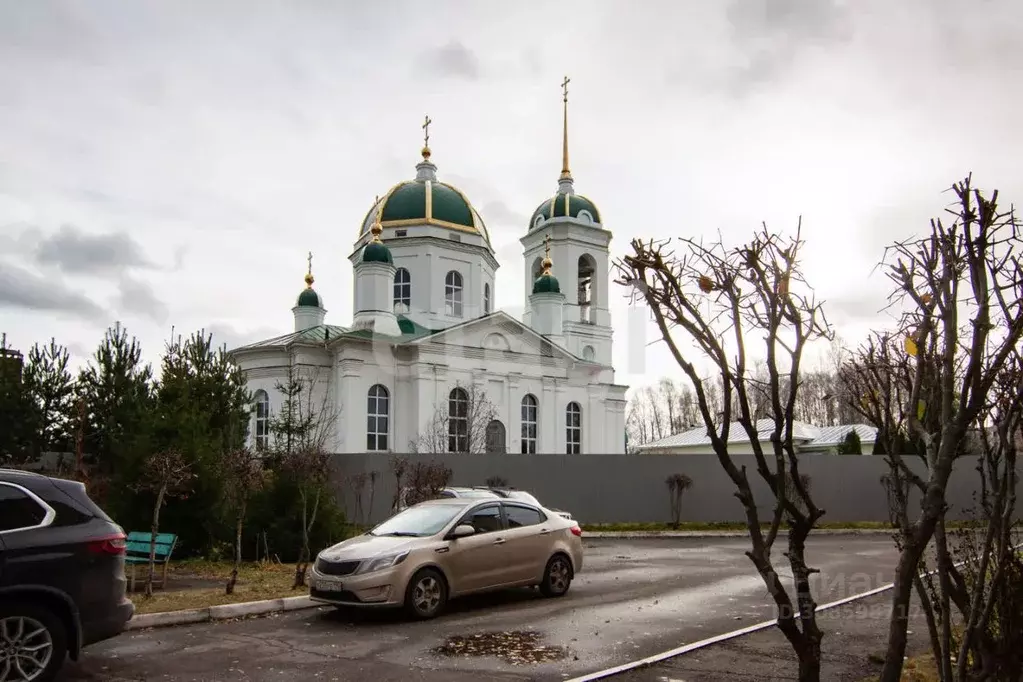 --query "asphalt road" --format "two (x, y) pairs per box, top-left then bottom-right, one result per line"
(58, 536), (902, 682)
